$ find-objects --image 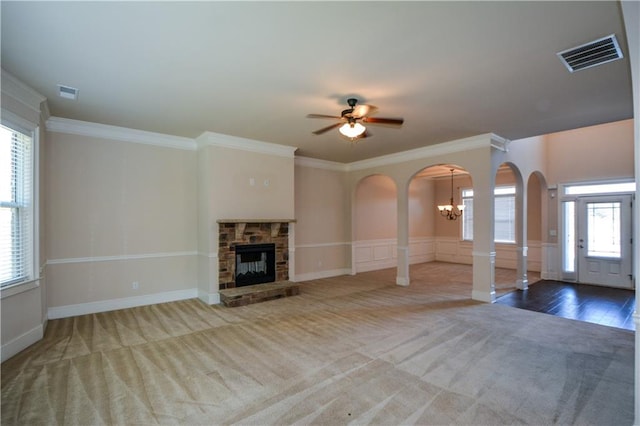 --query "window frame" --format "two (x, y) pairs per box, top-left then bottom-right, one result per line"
(461, 185), (517, 244)
(0, 112), (40, 297)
